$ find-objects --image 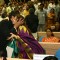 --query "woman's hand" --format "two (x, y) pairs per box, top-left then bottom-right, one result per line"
(14, 18), (24, 29)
